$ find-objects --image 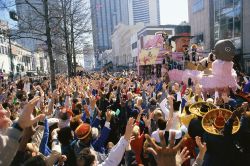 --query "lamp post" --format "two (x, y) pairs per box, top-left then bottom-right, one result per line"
(9, 11), (18, 80)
